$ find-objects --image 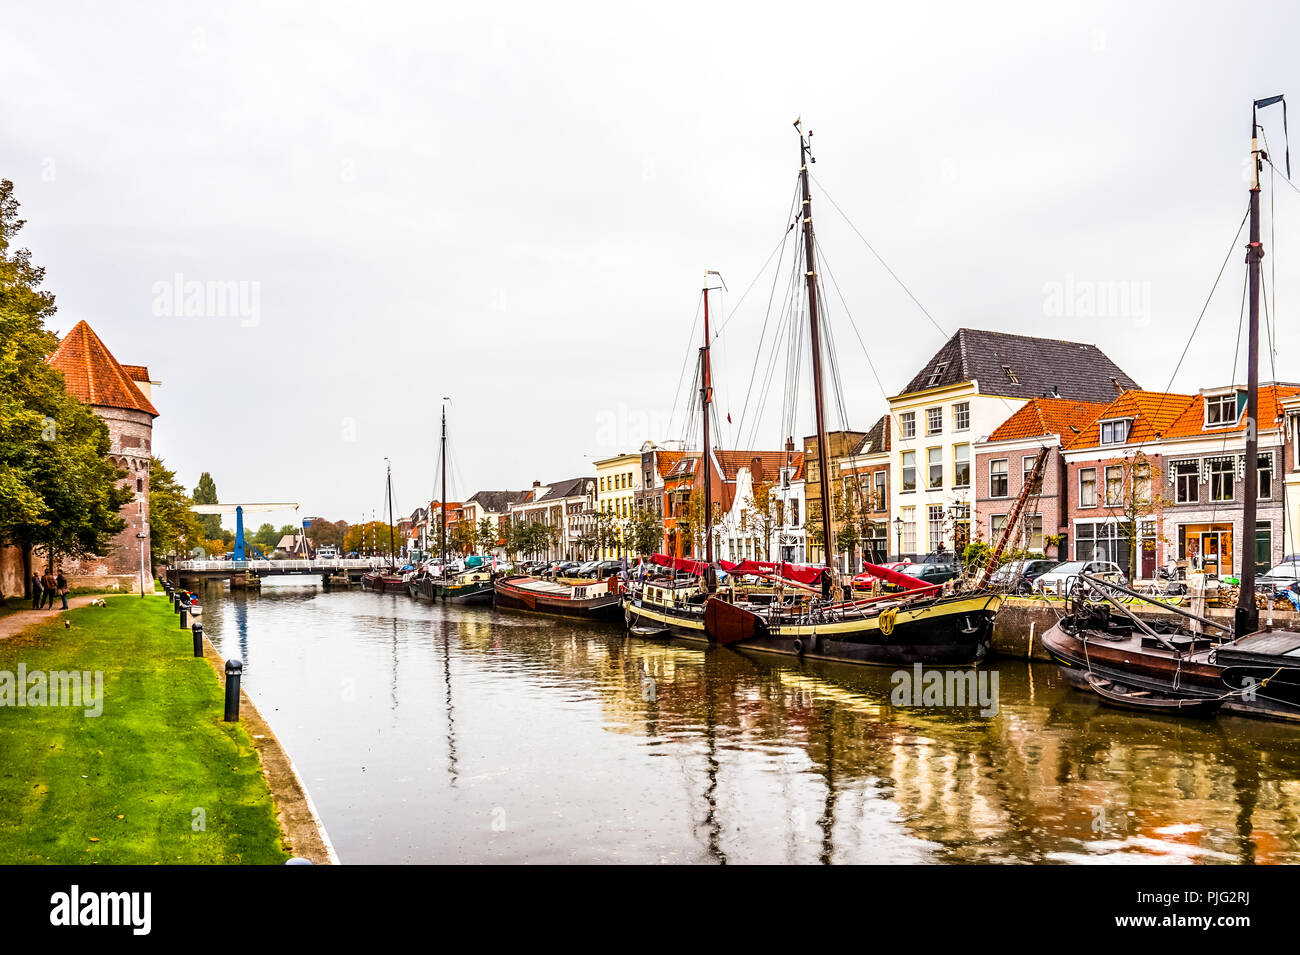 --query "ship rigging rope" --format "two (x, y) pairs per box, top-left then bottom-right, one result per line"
(1123, 205), (1249, 459)
(810, 171), (949, 340)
